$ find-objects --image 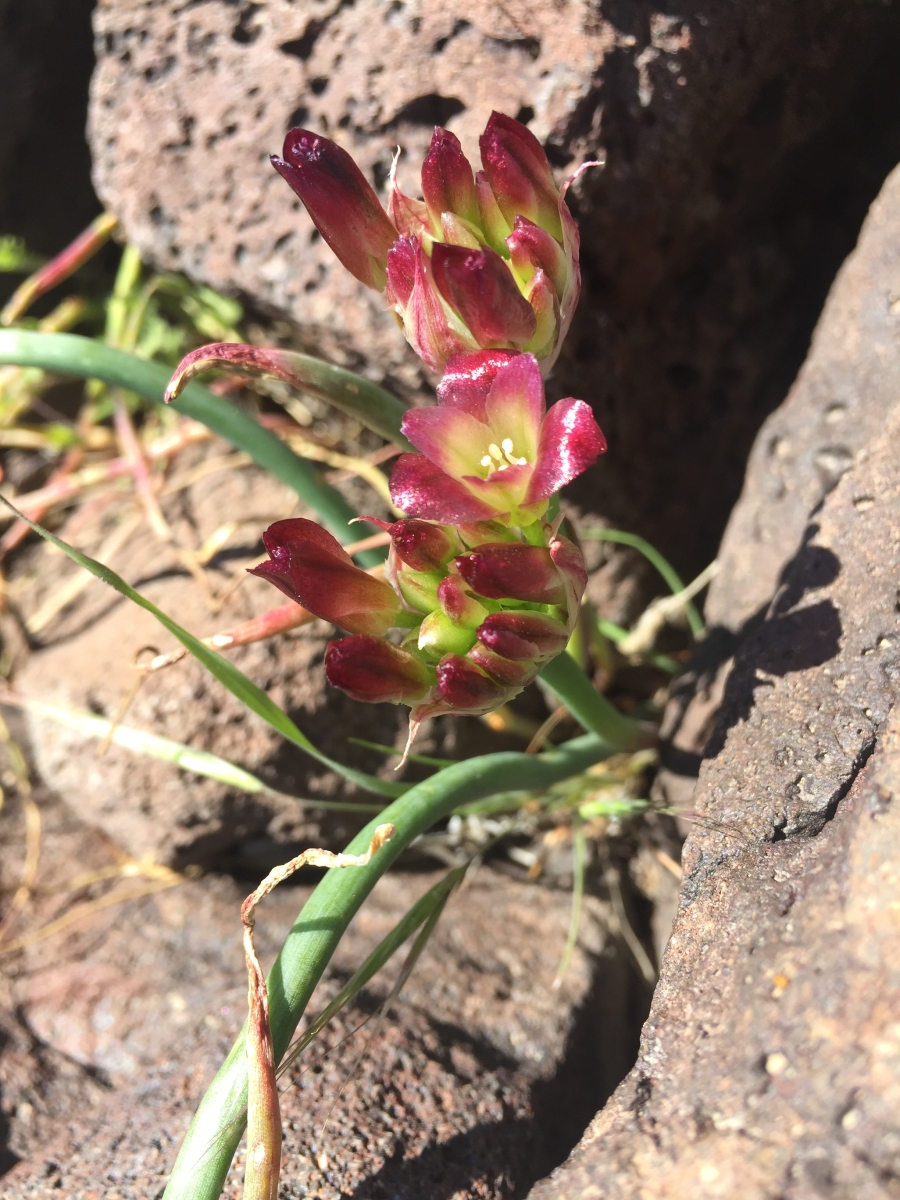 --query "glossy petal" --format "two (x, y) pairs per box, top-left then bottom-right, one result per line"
(458, 461), (532, 515)
(455, 543), (565, 604)
(273, 130), (396, 290)
(434, 655), (506, 711)
(249, 518), (400, 635)
(389, 453), (495, 524)
(401, 403), (489, 479)
(476, 611), (569, 660)
(525, 399), (607, 504)
(483, 352), (544, 464)
(421, 128), (478, 228)
(479, 112), (562, 241)
(436, 350), (519, 420)
(324, 635), (431, 703)
(432, 243), (536, 349)
(389, 519), (459, 571)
